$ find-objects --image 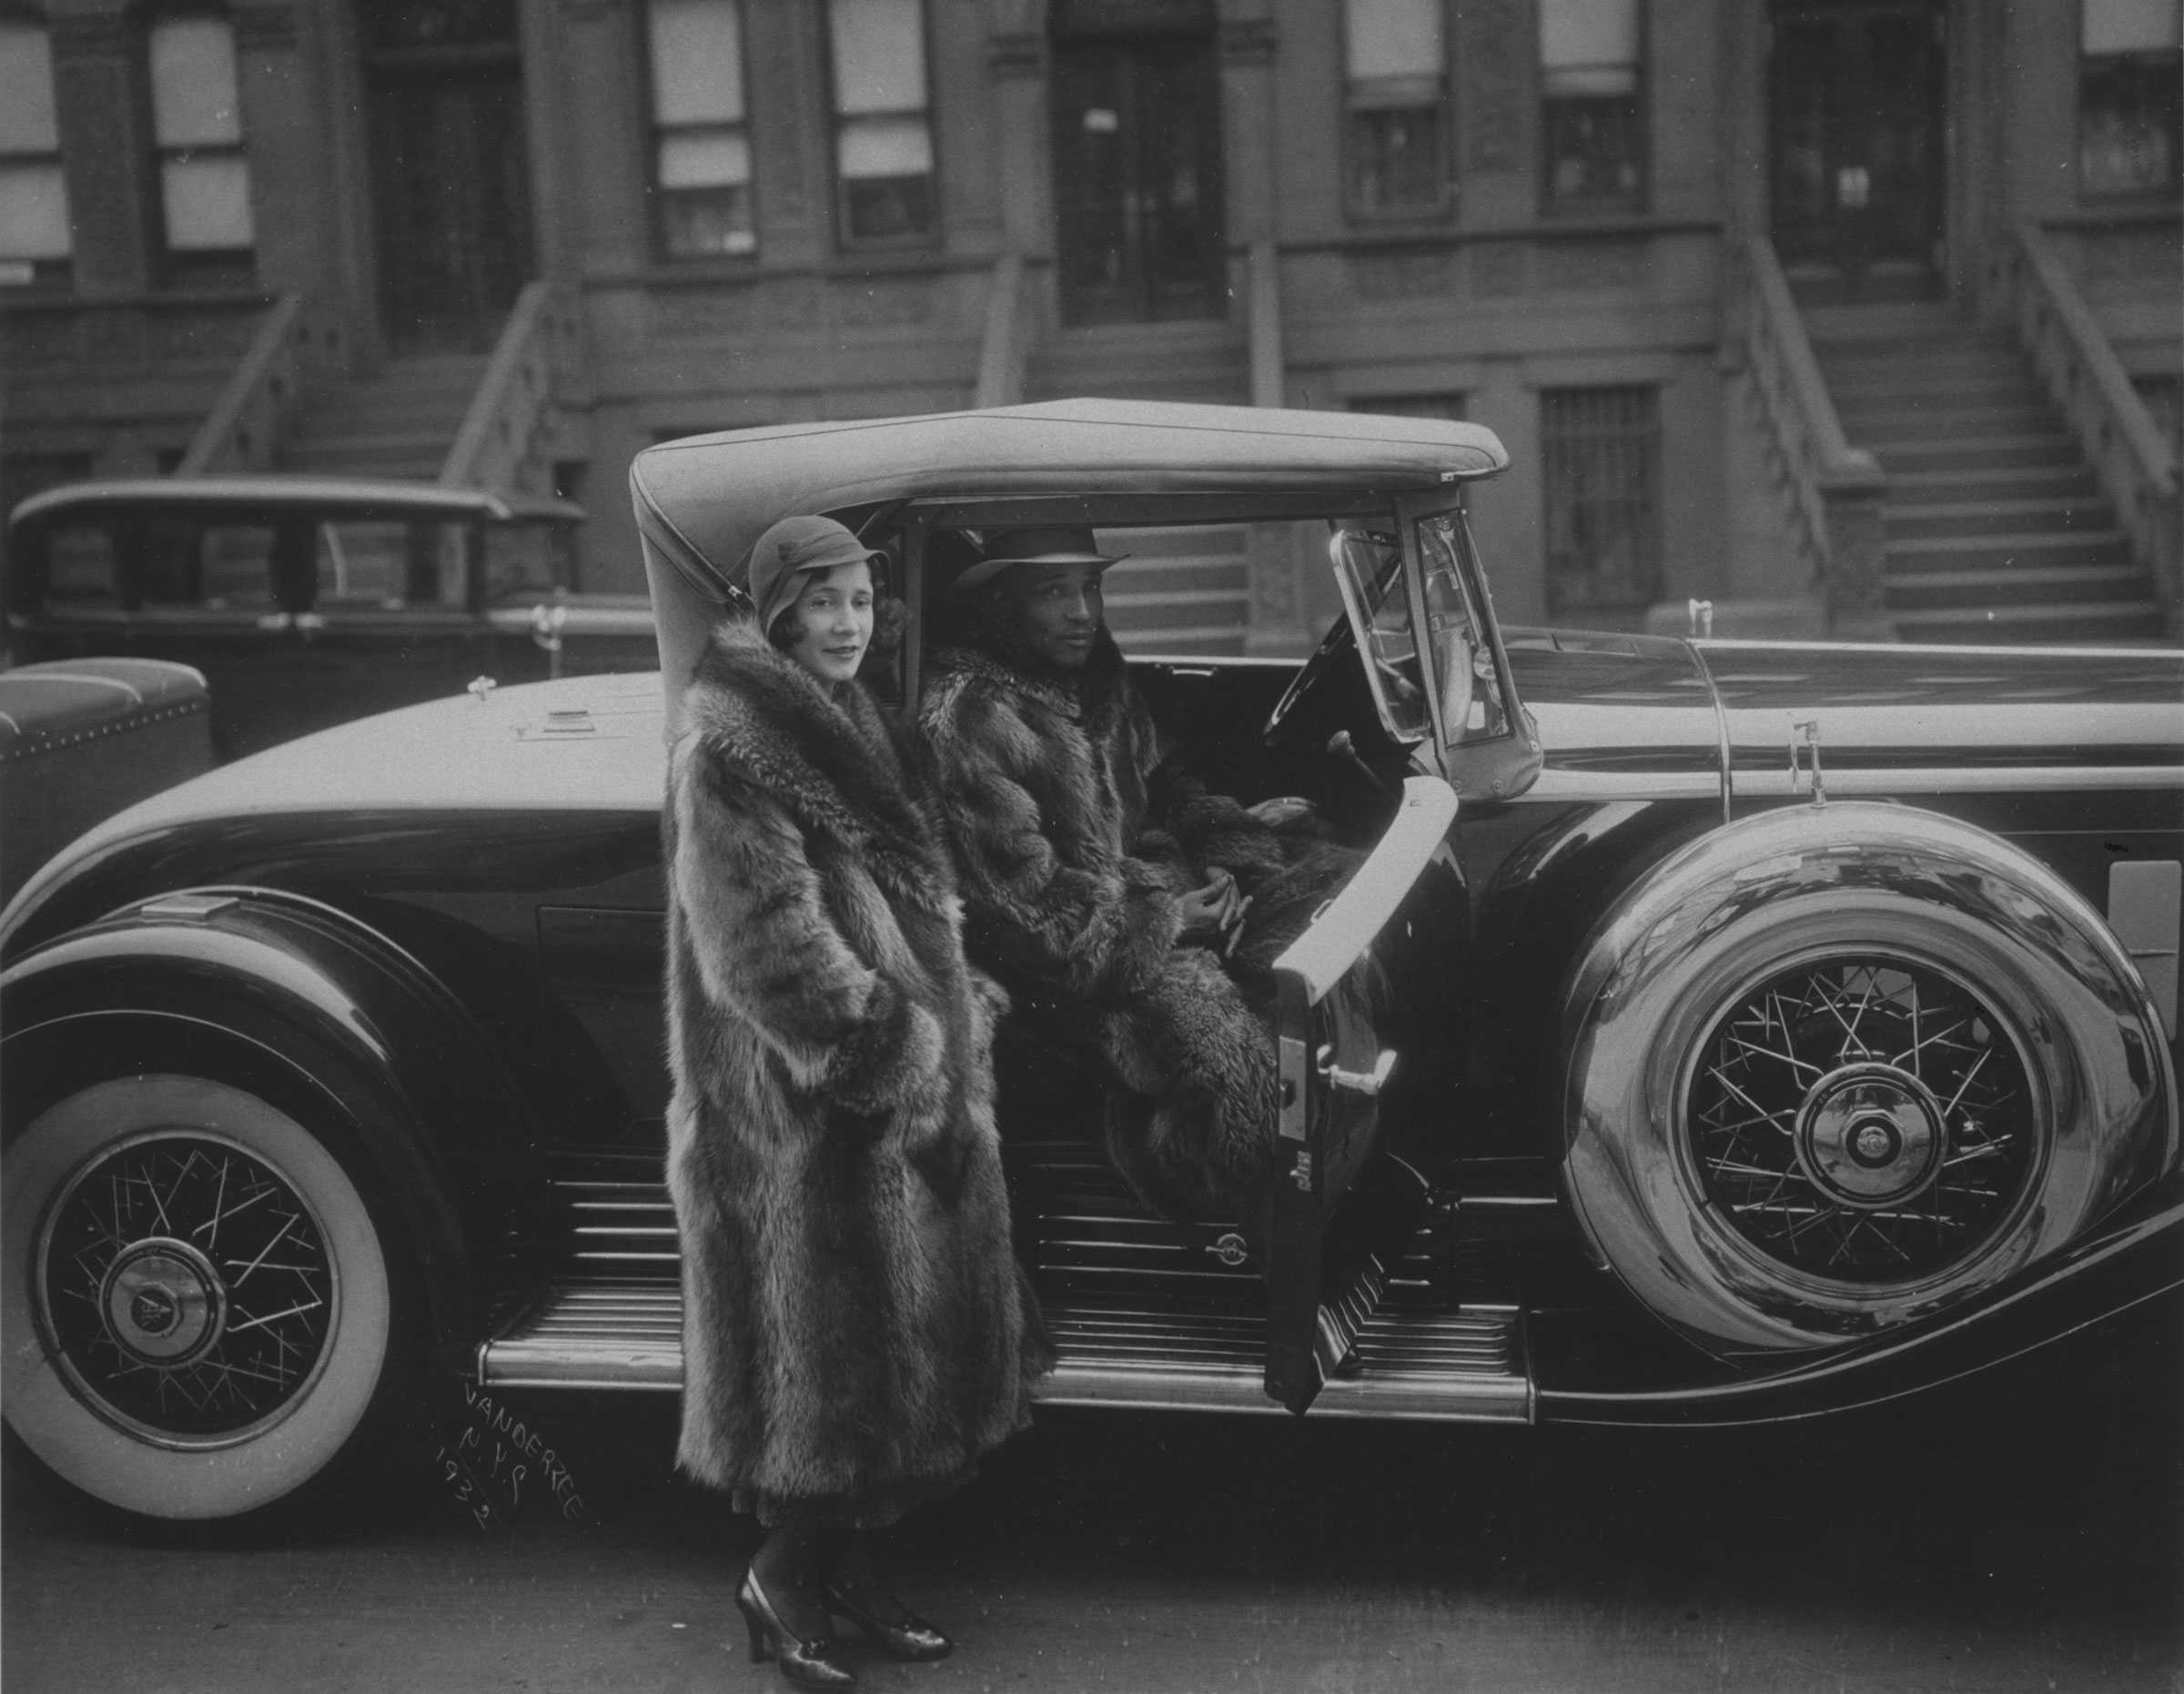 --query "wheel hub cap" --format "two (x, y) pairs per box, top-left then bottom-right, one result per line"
(37, 1134), (335, 1445)
(1797, 1065), (1943, 1207)
(1686, 955), (2037, 1286)
(101, 1238), (225, 1364)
